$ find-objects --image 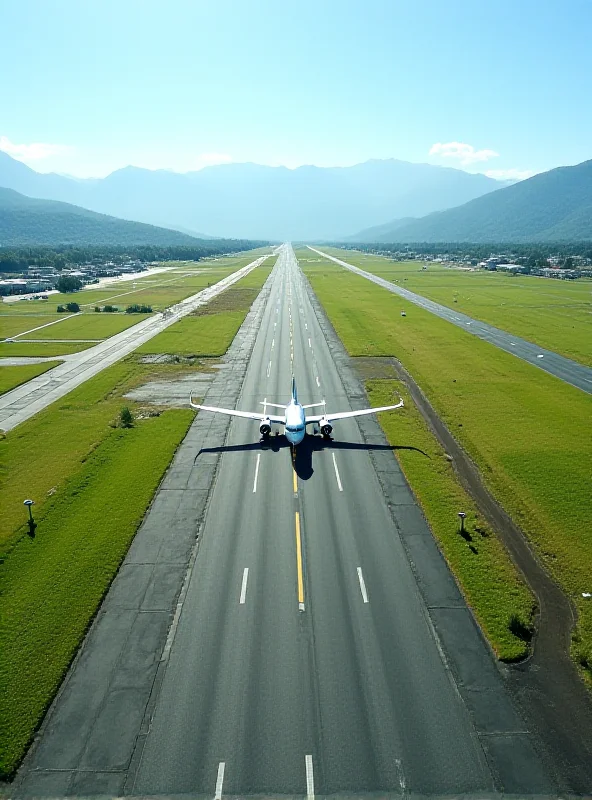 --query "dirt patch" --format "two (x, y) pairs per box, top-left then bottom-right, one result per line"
(191, 285), (259, 316)
(353, 356), (398, 380)
(124, 373), (214, 407)
(358, 355), (592, 792)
